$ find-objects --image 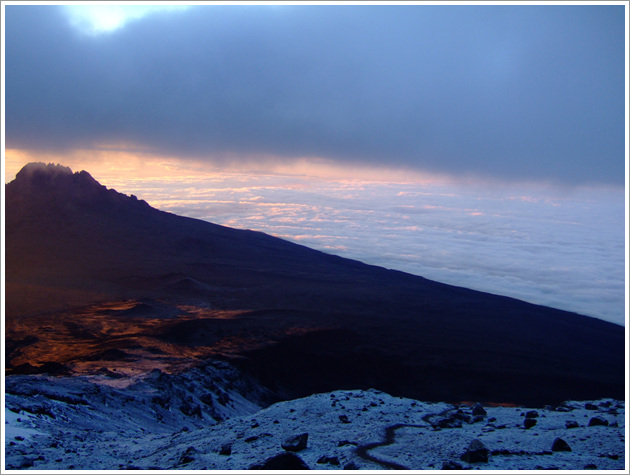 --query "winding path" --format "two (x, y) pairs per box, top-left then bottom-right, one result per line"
(355, 423), (425, 470)
(355, 407), (454, 470)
